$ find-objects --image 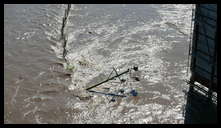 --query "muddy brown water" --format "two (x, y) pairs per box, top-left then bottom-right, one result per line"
(4, 4), (194, 124)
